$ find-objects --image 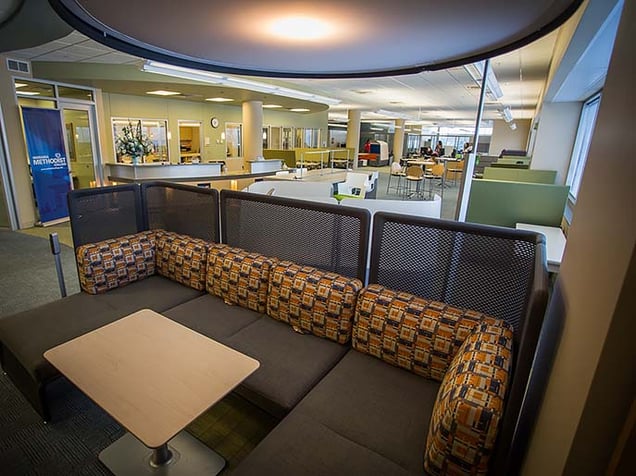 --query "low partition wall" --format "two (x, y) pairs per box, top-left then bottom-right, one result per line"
(483, 167), (557, 184)
(466, 179), (569, 228)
